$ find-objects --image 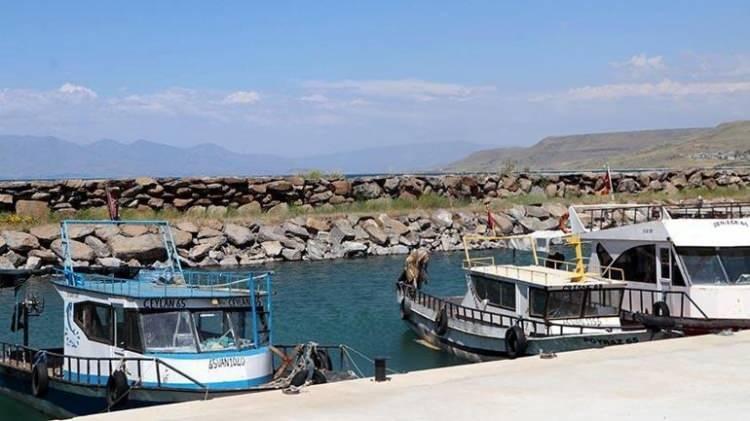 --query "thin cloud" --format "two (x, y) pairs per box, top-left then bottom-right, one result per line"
(58, 83), (98, 99)
(222, 90), (261, 104)
(304, 79), (495, 101)
(533, 79), (750, 101)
